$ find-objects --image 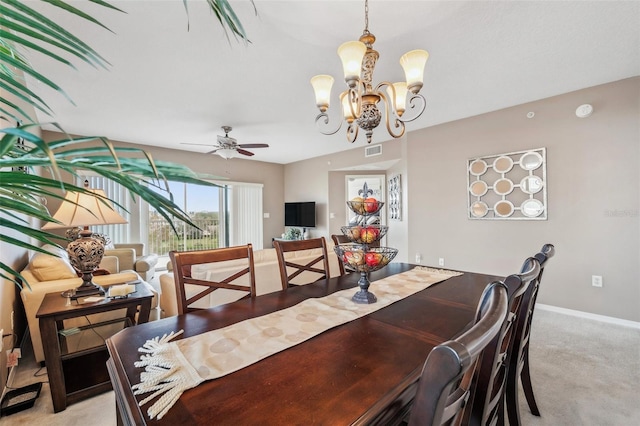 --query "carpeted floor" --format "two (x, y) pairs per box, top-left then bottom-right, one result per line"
(1, 307), (638, 425)
(517, 308), (640, 425)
